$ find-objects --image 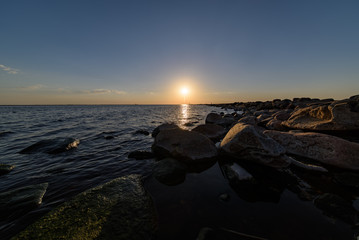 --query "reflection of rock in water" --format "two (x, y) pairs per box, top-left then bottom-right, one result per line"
(220, 160), (286, 203)
(153, 158), (187, 186)
(19, 138), (80, 154)
(315, 193), (359, 226)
